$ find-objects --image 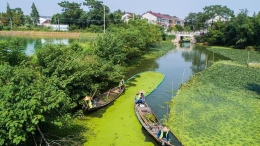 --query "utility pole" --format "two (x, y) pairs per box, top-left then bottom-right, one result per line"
(10, 18), (12, 29)
(103, 5), (106, 34)
(58, 18), (60, 31)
